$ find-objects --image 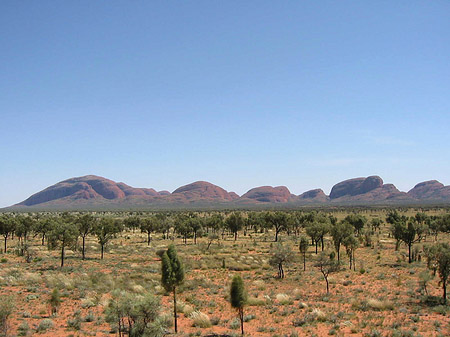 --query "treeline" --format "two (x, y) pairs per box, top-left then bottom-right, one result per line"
(0, 209), (449, 303)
